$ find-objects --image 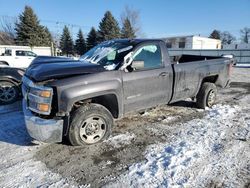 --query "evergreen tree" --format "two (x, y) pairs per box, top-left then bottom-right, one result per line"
(40, 26), (53, 46)
(121, 17), (136, 39)
(87, 27), (98, 50)
(60, 26), (74, 56)
(15, 6), (51, 46)
(209, 30), (221, 40)
(98, 11), (120, 42)
(75, 29), (86, 55)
